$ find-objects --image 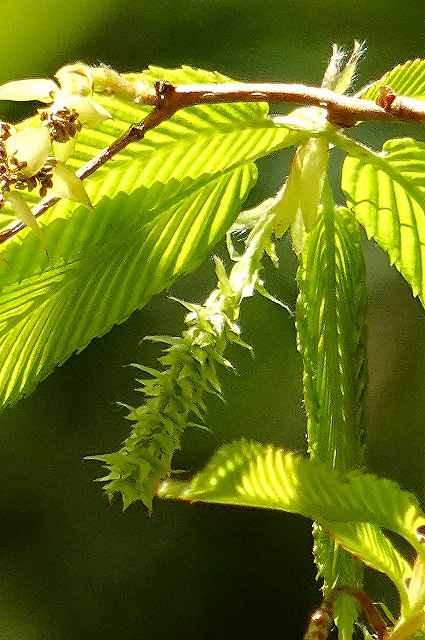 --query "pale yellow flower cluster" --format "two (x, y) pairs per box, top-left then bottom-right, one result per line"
(0, 65), (112, 241)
